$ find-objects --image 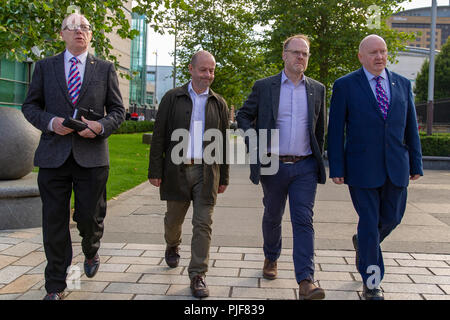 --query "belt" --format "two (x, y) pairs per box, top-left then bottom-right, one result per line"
(278, 155), (312, 164)
(185, 159), (203, 165)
